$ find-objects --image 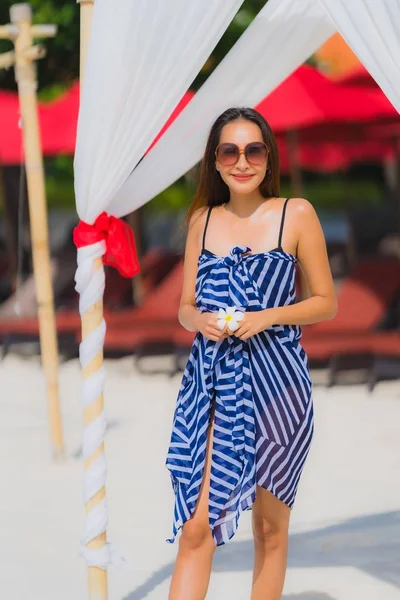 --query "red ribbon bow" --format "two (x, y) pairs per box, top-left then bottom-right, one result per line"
(73, 212), (140, 278)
